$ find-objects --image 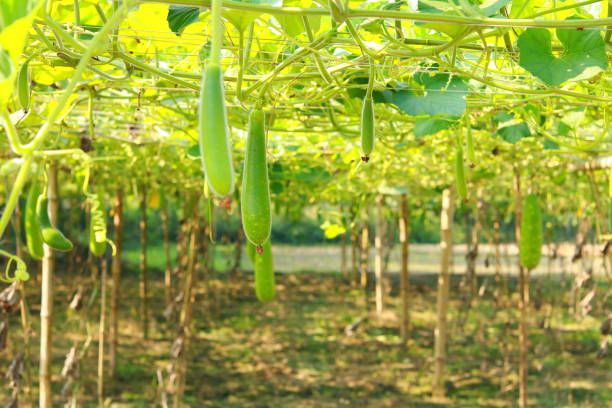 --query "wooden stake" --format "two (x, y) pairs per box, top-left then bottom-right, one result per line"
(109, 188), (123, 377)
(433, 187), (454, 399)
(40, 163), (57, 408)
(399, 194), (410, 343)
